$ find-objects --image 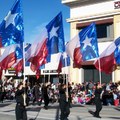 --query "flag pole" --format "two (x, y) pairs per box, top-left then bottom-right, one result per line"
(48, 70), (50, 82)
(63, 72), (65, 84)
(23, 42), (26, 81)
(64, 53), (68, 102)
(44, 73), (45, 83)
(98, 58), (102, 85)
(23, 42), (26, 106)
